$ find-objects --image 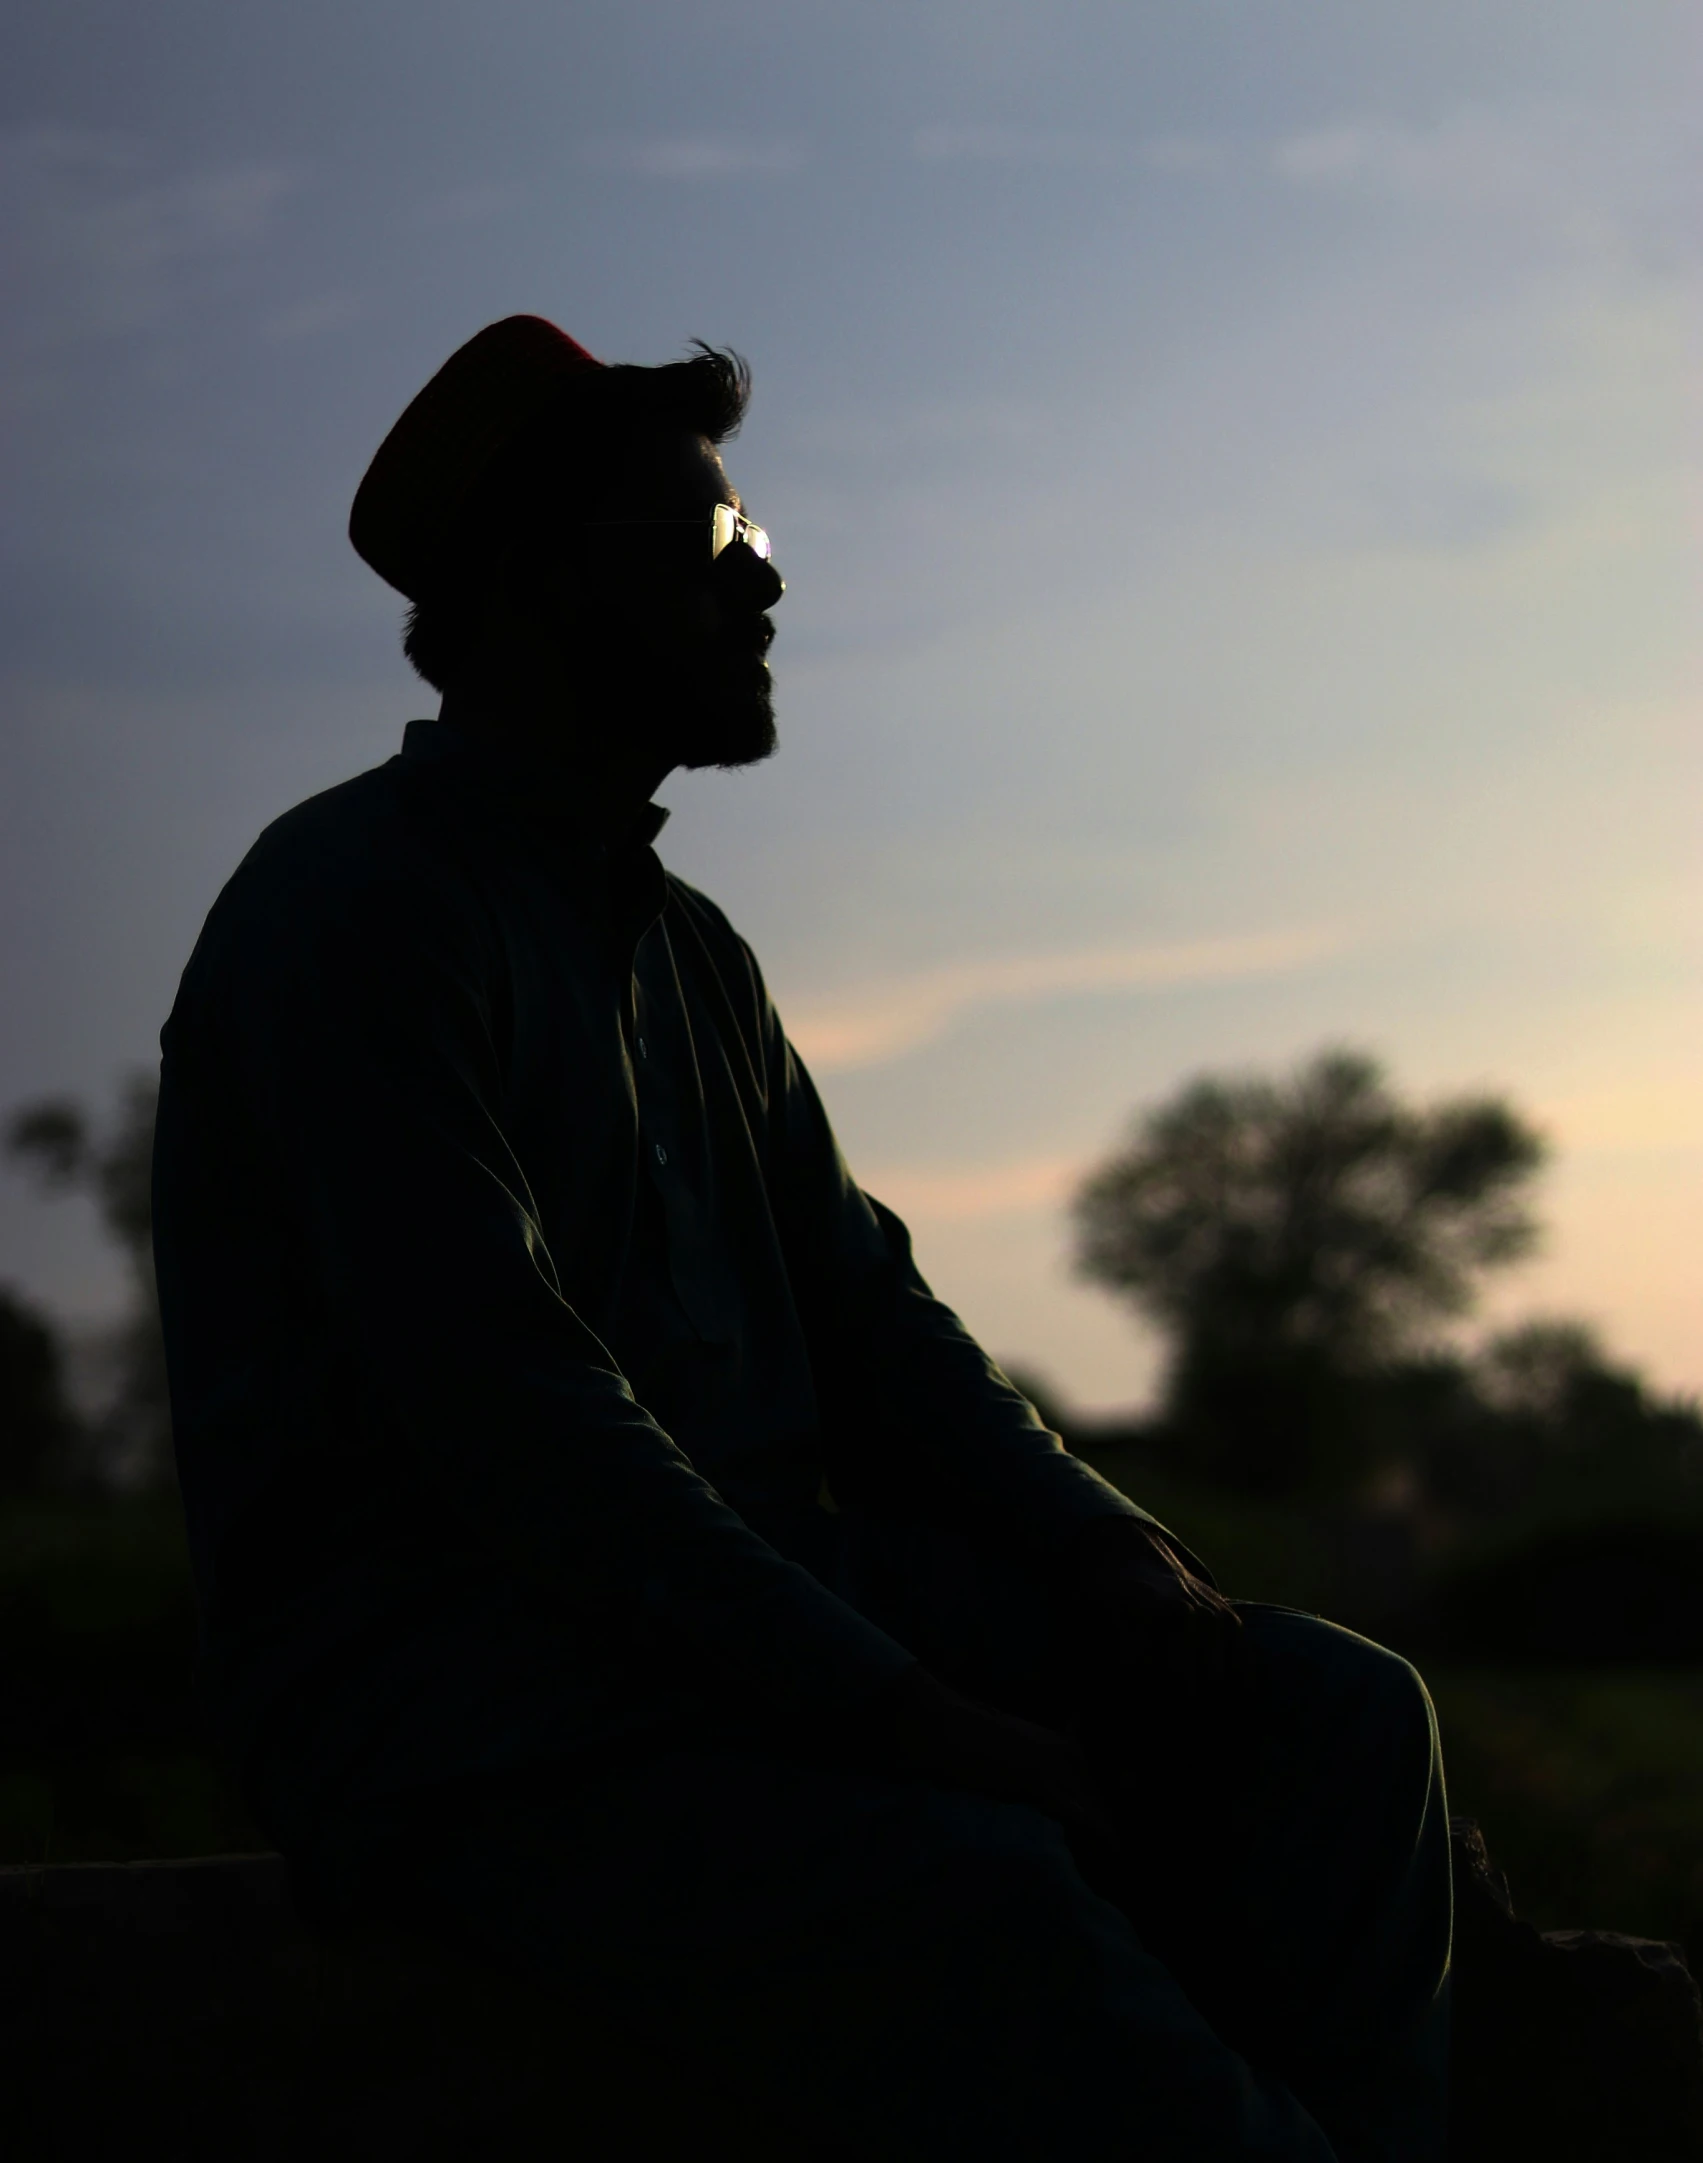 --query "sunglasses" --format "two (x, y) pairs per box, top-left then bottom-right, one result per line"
(599, 504), (773, 564)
